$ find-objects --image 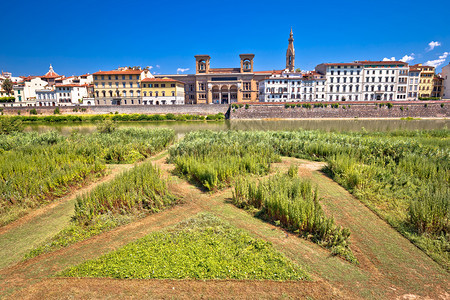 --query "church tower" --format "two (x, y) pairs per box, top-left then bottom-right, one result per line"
(286, 28), (295, 72)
